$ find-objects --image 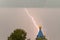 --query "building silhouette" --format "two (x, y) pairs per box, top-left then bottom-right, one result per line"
(36, 26), (47, 40)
